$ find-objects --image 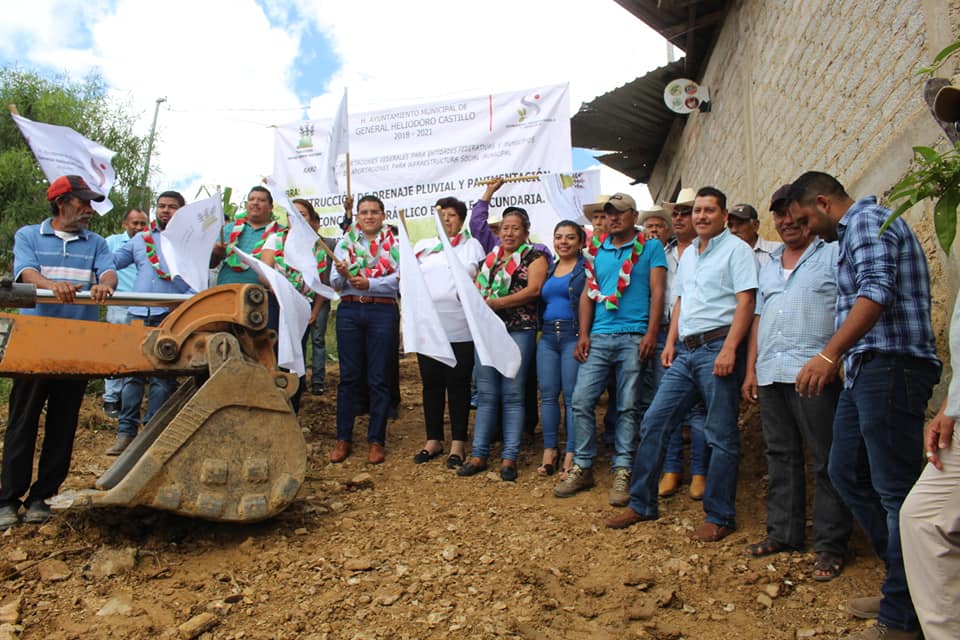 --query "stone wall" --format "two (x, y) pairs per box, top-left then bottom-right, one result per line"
(646, 0), (960, 405)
